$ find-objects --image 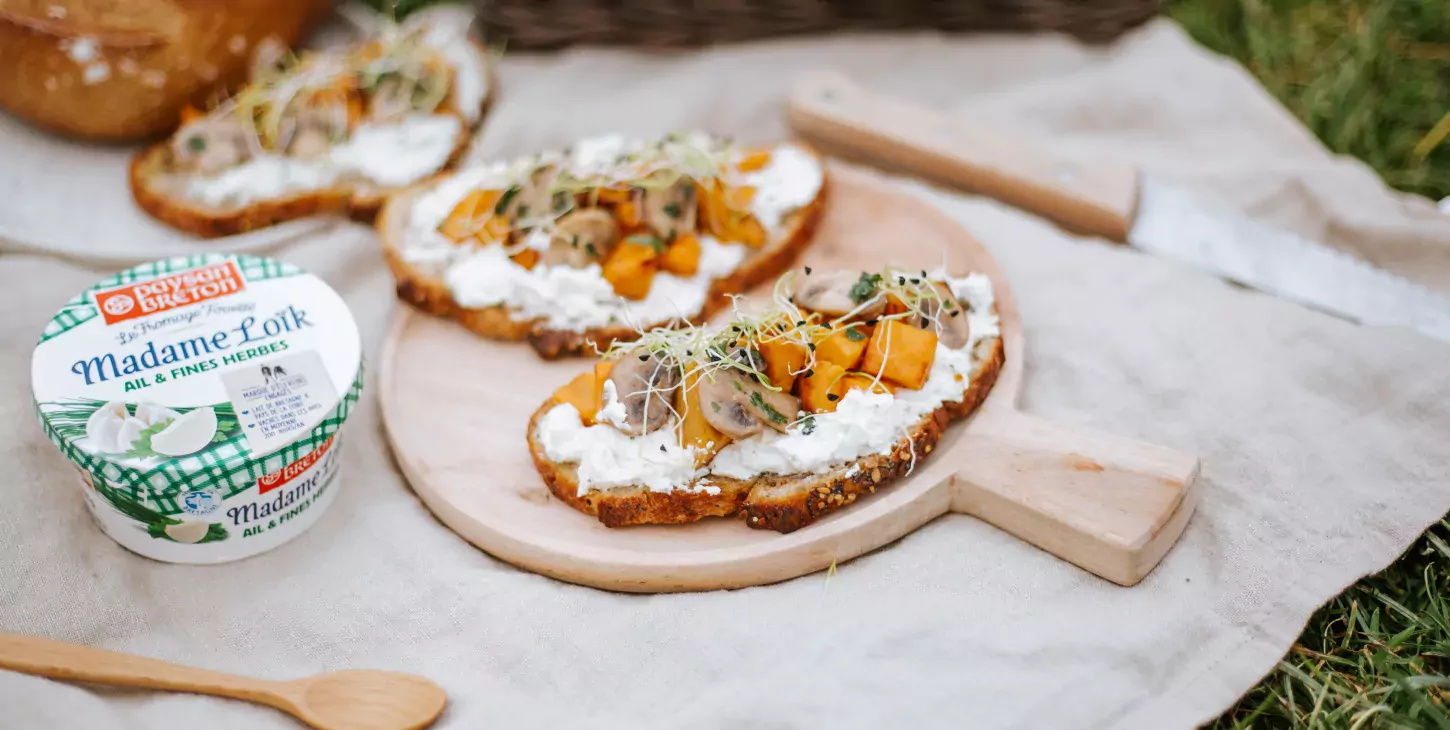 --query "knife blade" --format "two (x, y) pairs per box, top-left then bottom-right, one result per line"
(786, 70), (1450, 343)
